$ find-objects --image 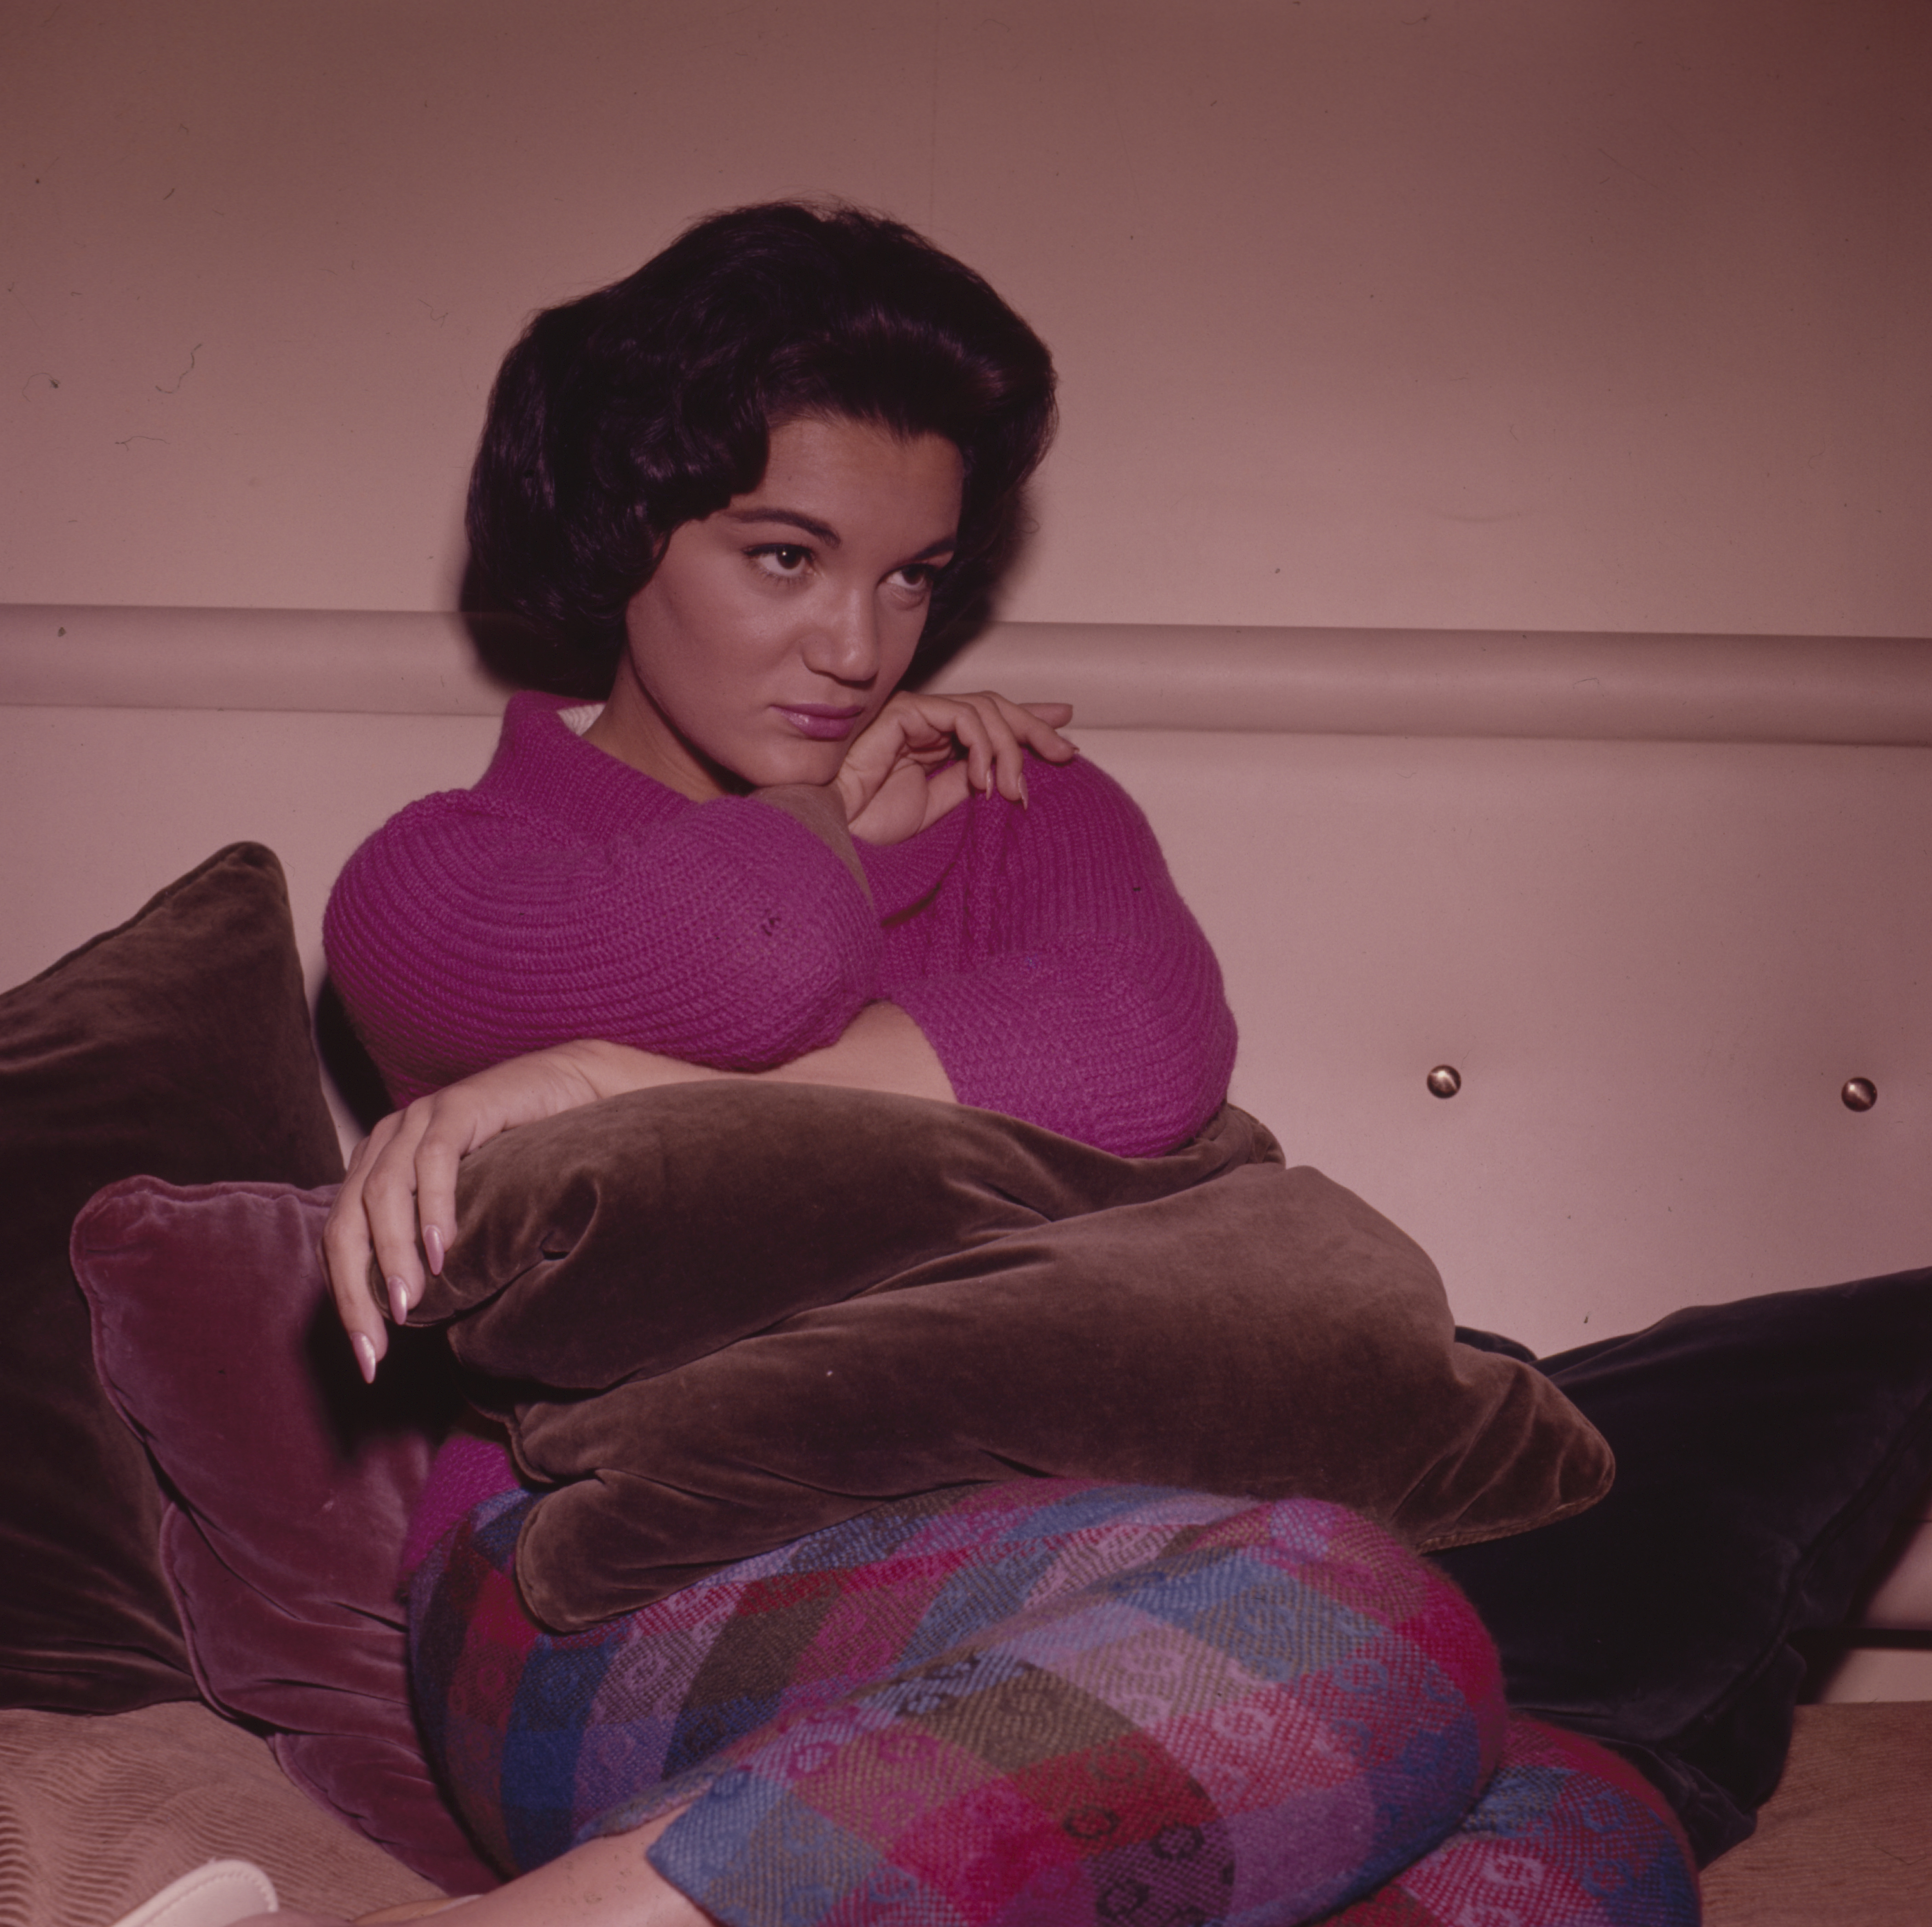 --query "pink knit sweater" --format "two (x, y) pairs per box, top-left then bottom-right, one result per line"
(325, 692), (1236, 1158)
